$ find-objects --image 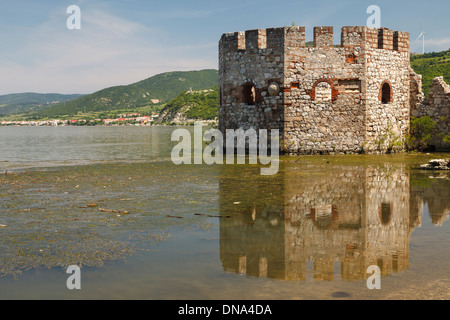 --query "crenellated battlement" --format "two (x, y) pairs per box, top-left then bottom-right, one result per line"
(220, 26), (410, 54)
(314, 26), (334, 47)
